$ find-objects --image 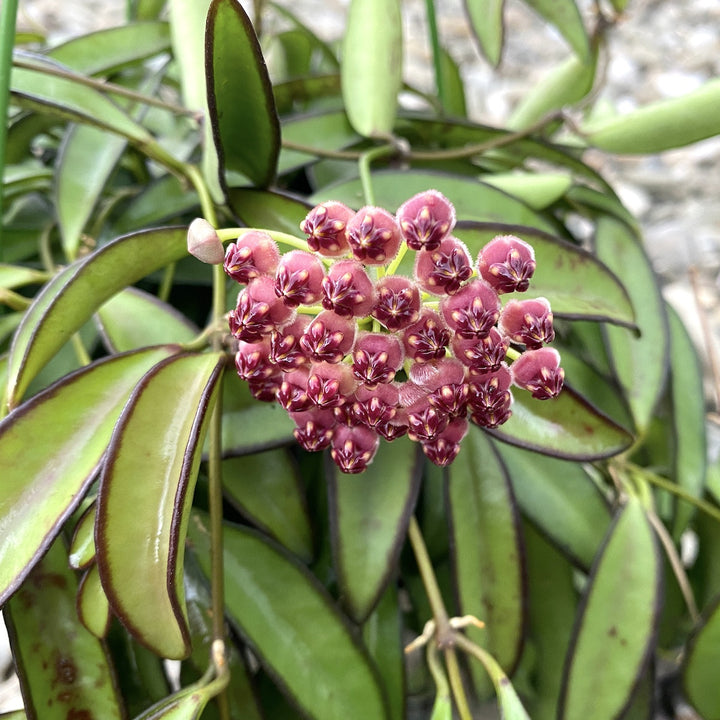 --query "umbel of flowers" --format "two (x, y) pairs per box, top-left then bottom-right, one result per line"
(218, 190), (564, 474)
